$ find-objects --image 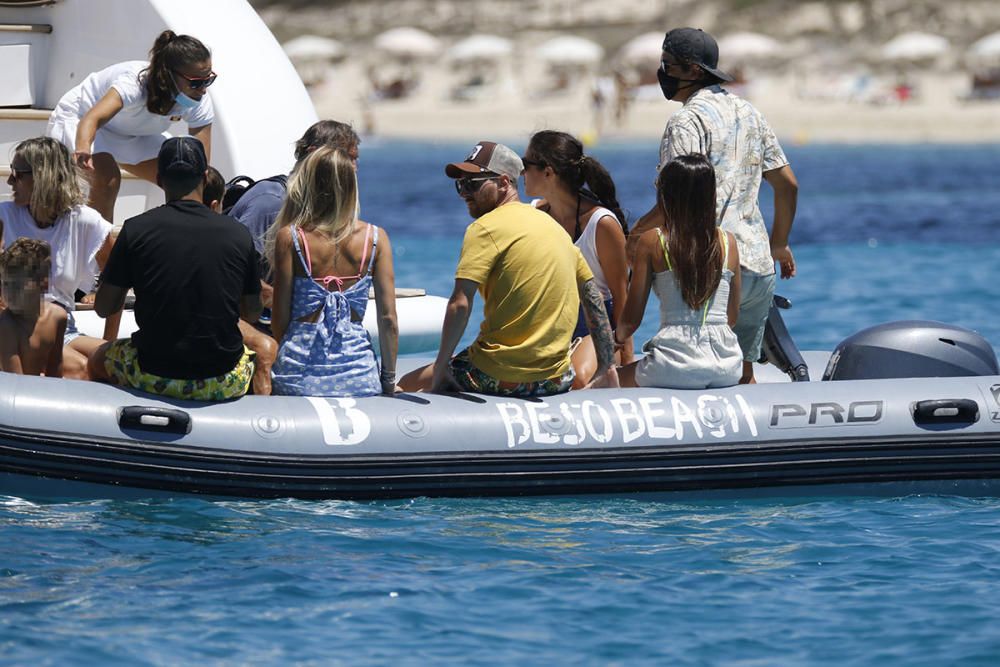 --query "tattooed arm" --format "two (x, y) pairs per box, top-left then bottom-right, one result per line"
(579, 278), (619, 388)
